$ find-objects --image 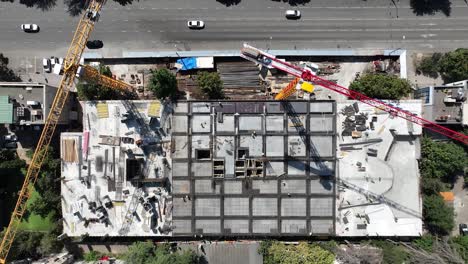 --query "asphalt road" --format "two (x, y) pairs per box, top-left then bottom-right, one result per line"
(1, 0), (468, 71)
